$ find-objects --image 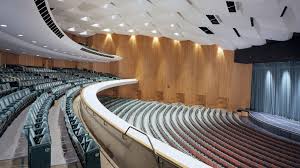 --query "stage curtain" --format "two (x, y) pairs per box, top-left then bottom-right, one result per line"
(251, 61), (300, 121)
